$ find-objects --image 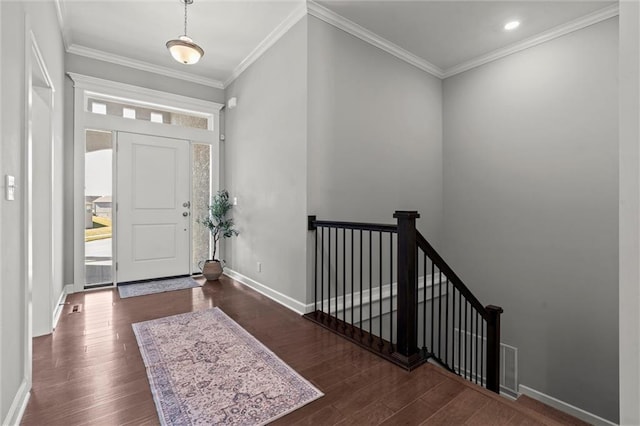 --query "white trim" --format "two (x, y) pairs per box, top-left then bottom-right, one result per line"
(53, 0), (71, 51)
(67, 44), (224, 89)
(223, 268), (312, 315)
(52, 284), (72, 330)
(518, 385), (617, 426)
(307, 1), (444, 79)
(317, 274), (446, 322)
(71, 76), (221, 292)
(0, 0), (3, 398)
(67, 73), (223, 113)
(223, 3), (308, 88)
(2, 379), (30, 426)
(29, 31), (56, 339)
(442, 4), (619, 78)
